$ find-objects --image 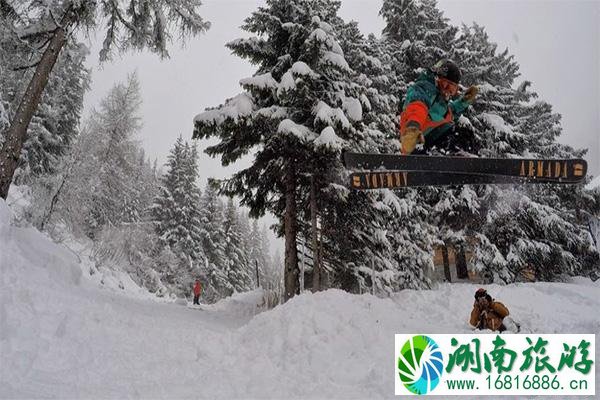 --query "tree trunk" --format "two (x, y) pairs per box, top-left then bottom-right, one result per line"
(283, 162), (299, 301)
(40, 172), (67, 231)
(442, 245), (451, 282)
(456, 246), (469, 279)
(0, 8), (75, 199)
(310, 174), (321, 292)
